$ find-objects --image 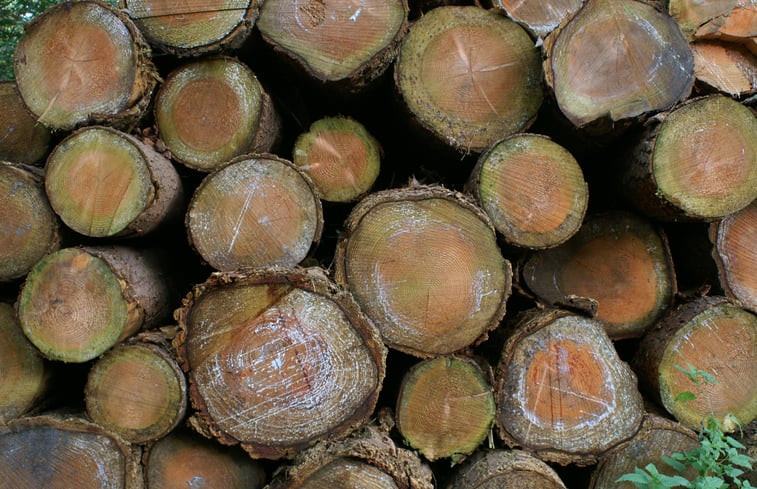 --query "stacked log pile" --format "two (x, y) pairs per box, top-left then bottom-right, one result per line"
(0, 0), (755, 488)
